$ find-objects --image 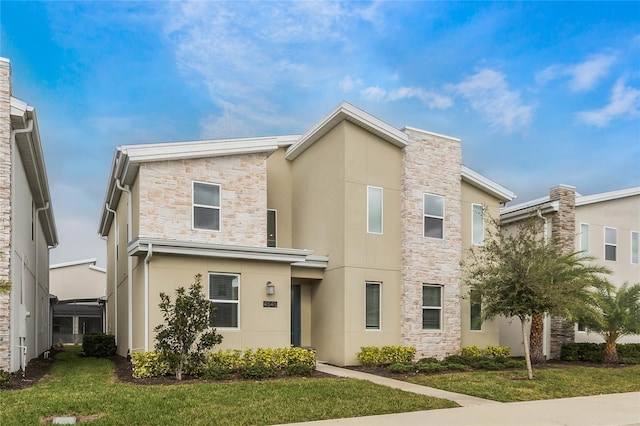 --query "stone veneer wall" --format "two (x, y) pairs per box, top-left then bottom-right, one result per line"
(138, 154), (268, 247)
(400, 128), (462, 359)
(0, 58), (12, 371)
(548, 185), (577, 359)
